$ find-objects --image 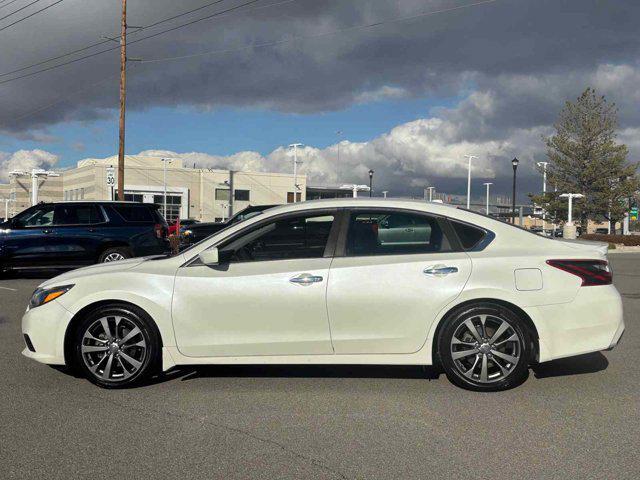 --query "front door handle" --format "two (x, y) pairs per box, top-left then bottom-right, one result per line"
(42, 229), (54, 234)
(423, 265), (458, 277)
(290, 273), (323, 286)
